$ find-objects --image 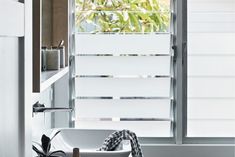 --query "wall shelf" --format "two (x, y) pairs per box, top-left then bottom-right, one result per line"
(40, 67), (69, 92)
(33, 0), (69, 93)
